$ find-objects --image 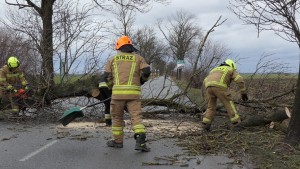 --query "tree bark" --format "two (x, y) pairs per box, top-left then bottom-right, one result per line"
(240, 110), (289, 127)
(40, 0), (55, 88)
(285, 68), (300, 145)
(47, 75), (100, 100)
